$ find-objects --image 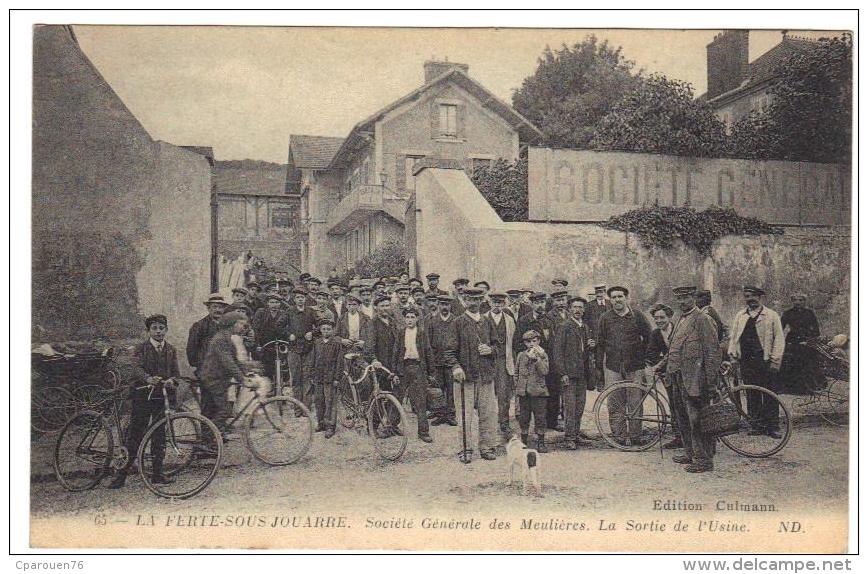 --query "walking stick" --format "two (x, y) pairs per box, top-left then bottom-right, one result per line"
(459, 377), (471, 464)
